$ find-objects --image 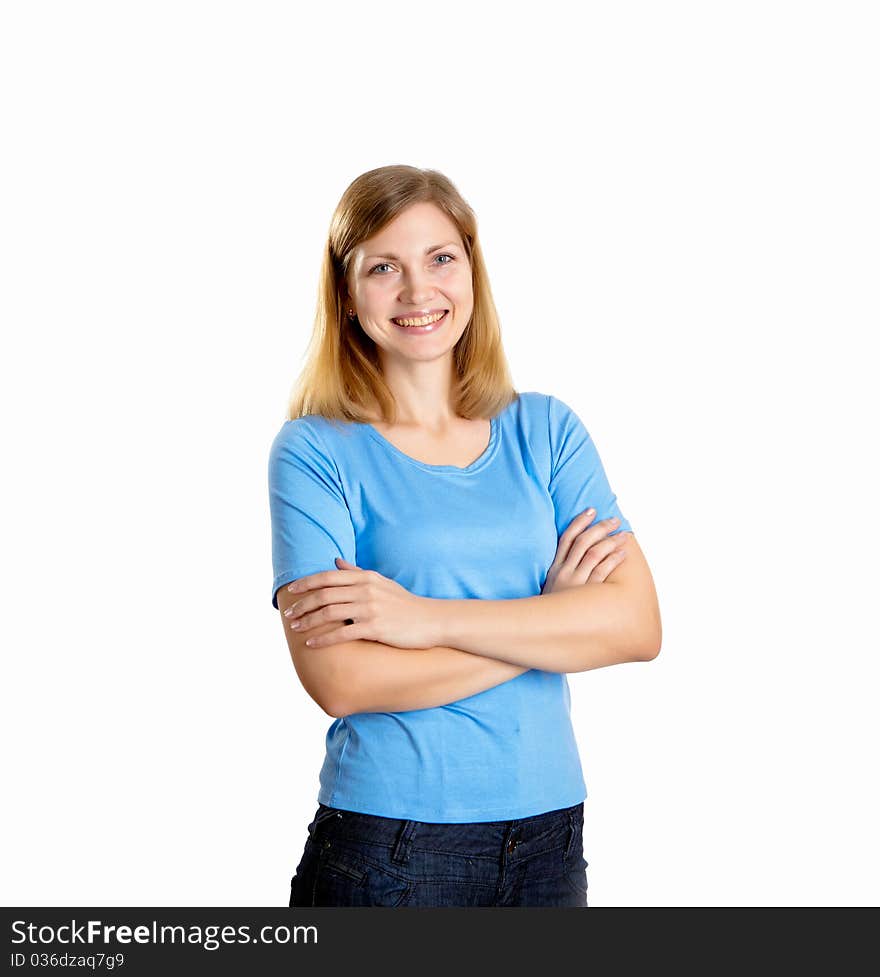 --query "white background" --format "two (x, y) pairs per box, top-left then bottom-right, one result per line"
(2, 0), (877, 907)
